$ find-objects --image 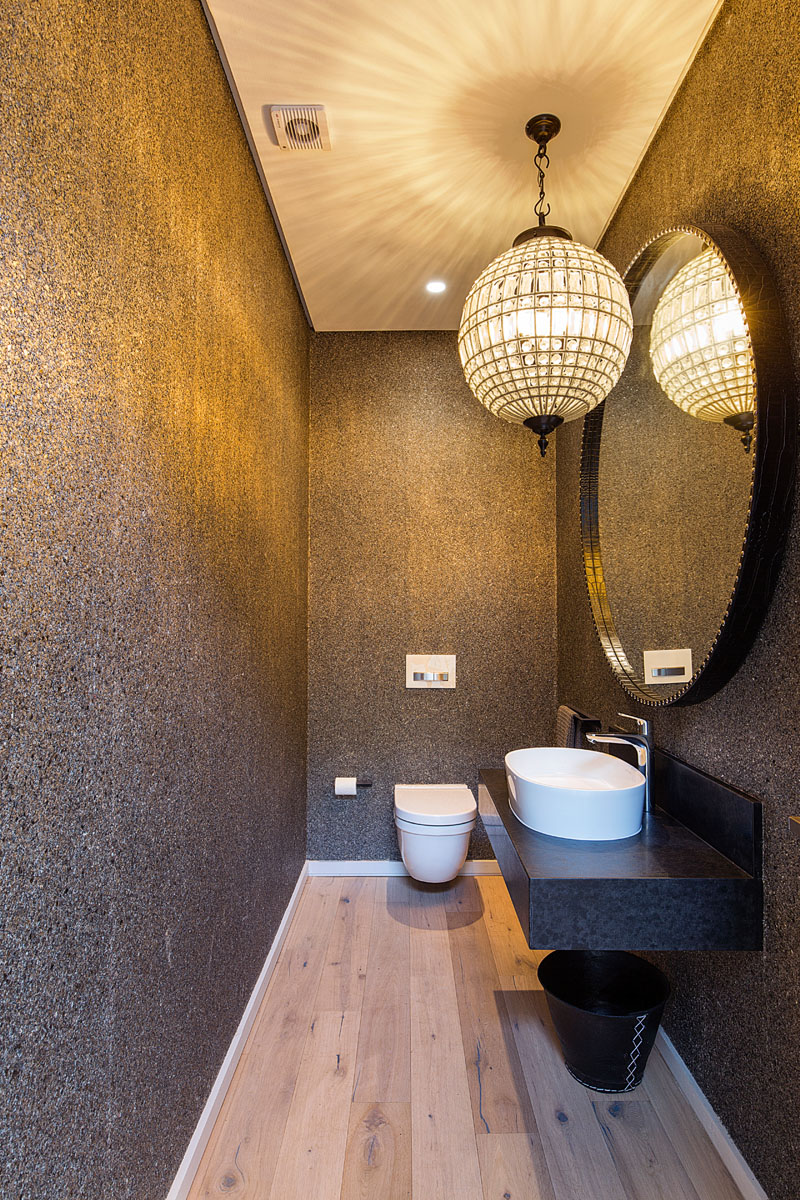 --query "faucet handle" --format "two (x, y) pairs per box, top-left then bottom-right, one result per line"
(618, 712), (651, 738)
